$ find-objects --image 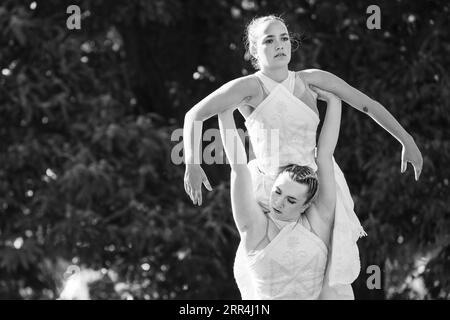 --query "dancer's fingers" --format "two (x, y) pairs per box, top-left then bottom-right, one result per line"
(184, 181), (189, 195)
(187, 185), (195, 203)
(184, 182), (189, 197)
(310, 85), (323, 94)
(190, 187), (195, 204)
(413, 162), (422, 181)
(198, 190), (203, 206)
(417, 157), (424, 173)
(201, 171), (213, 191)
(203, 178), (213, 191)
(401, 160), (407, 173)
(418, 159), (423, 179)
(309, 85), (337, 101)
(194, 190), (202, 206)
(309, 86), (324, 101)
(198, 191), (203, 206)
